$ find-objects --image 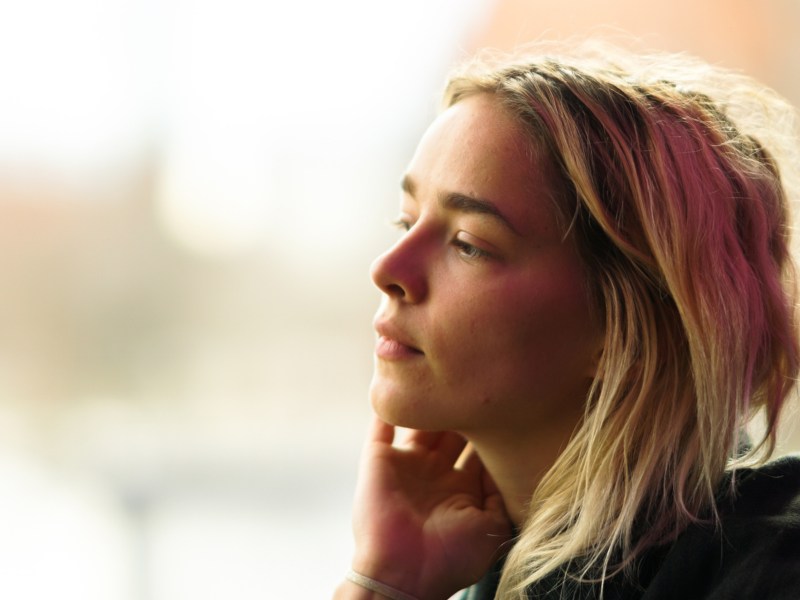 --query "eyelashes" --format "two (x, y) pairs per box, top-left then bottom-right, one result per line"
(389, 217), (492, 261)
(391, 217), (411, 232)
(452, 237), (491, 260)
